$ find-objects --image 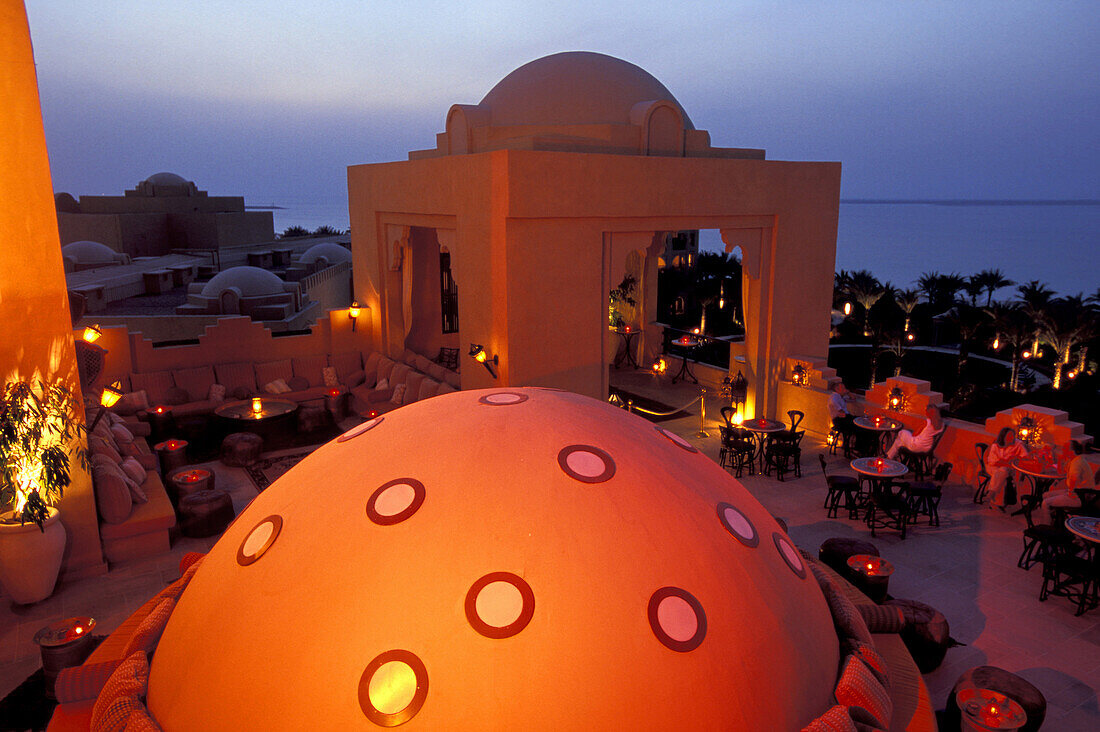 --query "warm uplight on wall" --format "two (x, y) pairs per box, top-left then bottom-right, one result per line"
(82, 324), (103, 343)
(348, 302), (361, 331)
(791, 363), (807, 387)
(469, 344), (498, 378)
(843, 302), (852, 316)
(89, 381), (123, 431)
(888, 387), (905, 412)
